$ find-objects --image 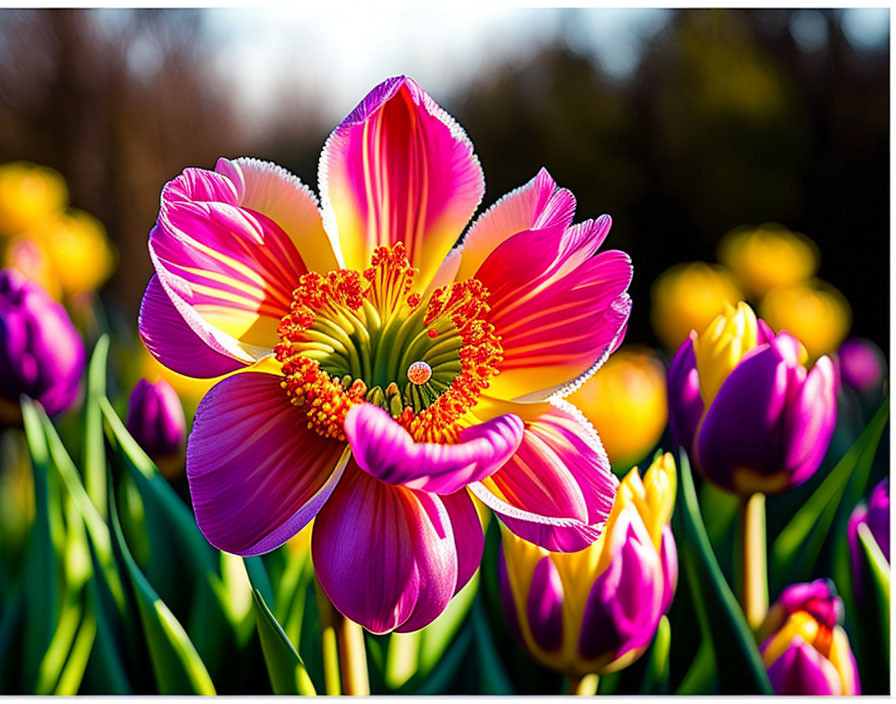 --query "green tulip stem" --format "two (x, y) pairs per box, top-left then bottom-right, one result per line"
(739, 492), (768, 631)
(314, 580), (342, 695)
(567, 673), (599, 695)
(337, 615), (370, 695)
